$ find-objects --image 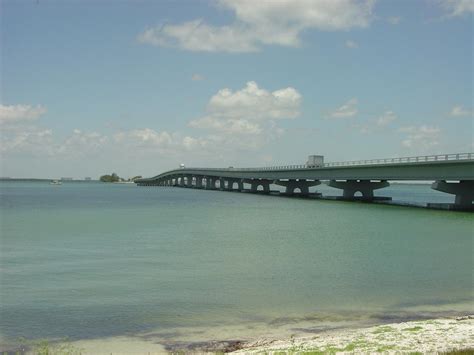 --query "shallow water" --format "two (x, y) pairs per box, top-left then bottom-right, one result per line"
(0, 181), (472, 351)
